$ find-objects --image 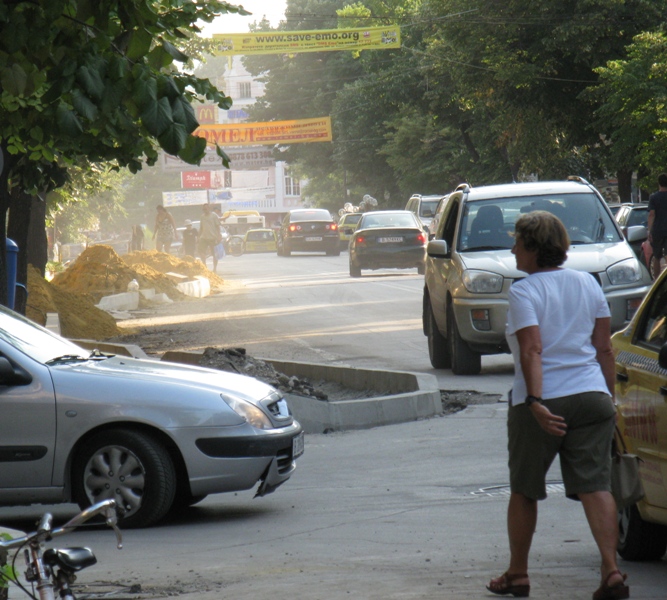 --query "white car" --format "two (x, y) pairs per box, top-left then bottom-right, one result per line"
(0, 305), (303, 527)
